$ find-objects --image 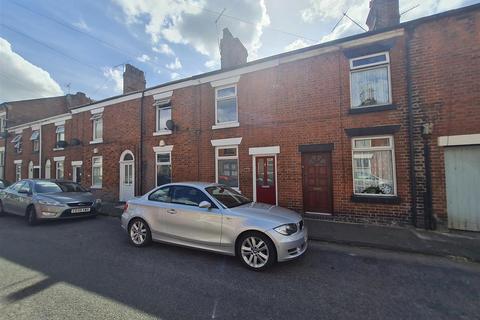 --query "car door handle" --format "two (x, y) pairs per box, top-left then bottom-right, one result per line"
(167, 209), (176, 214)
